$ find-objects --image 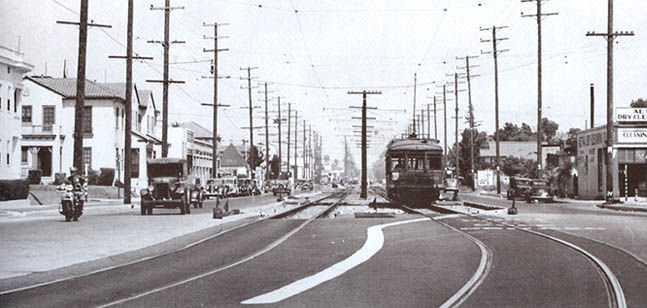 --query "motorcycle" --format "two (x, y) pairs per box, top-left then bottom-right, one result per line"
(58, 182), (85, 222)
